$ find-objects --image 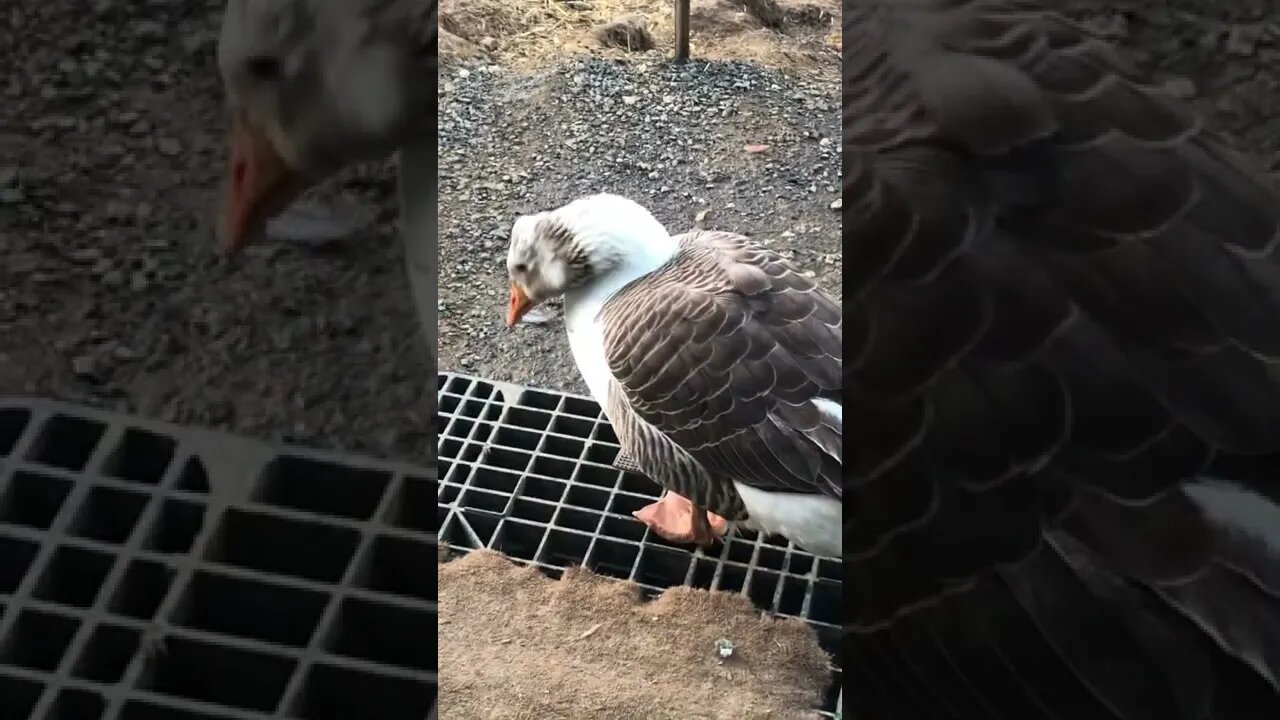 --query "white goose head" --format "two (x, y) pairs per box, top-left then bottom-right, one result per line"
(504, 193), (678, 327)
(215, 0), (433, 253)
